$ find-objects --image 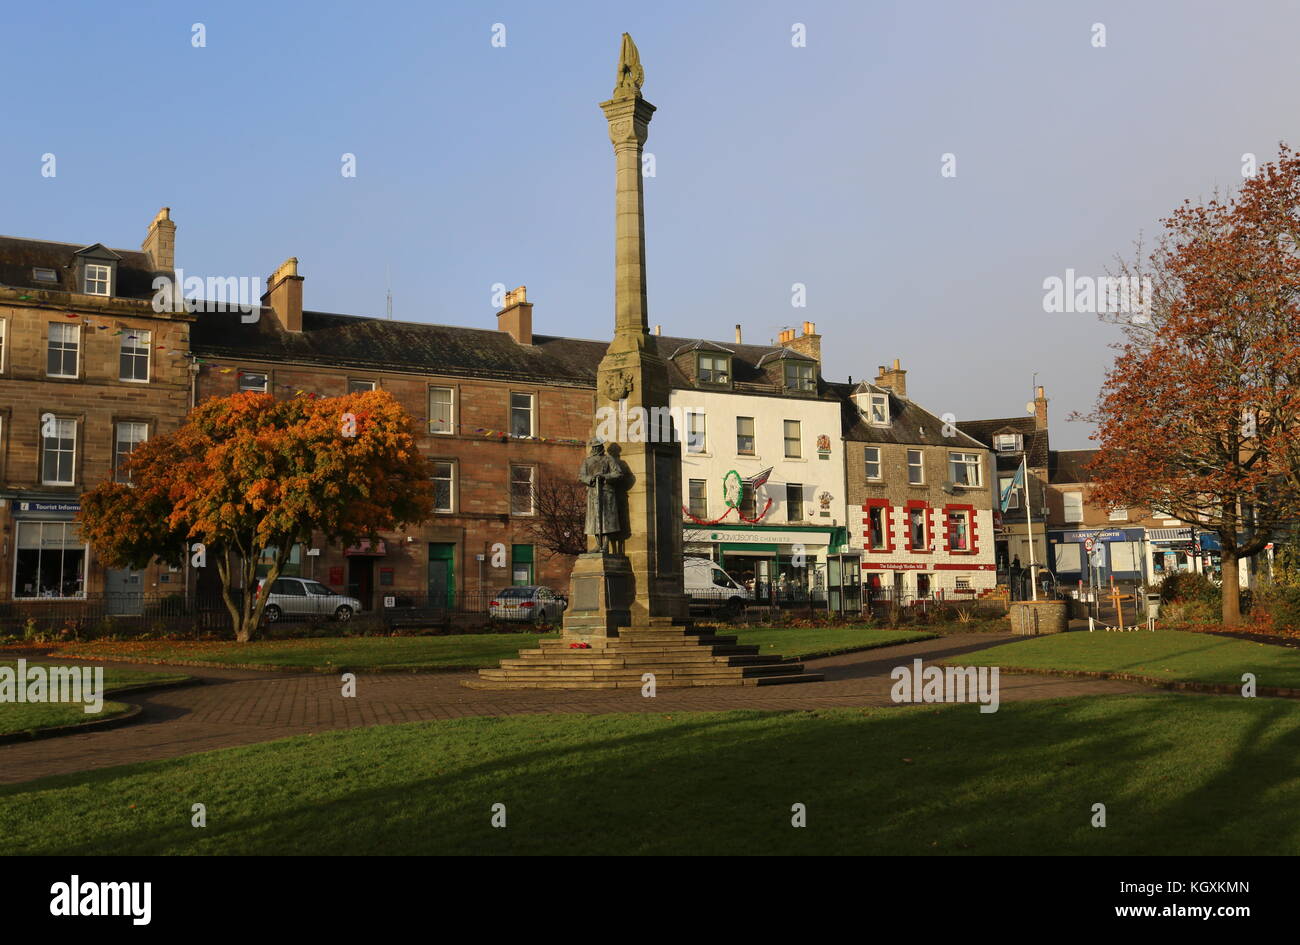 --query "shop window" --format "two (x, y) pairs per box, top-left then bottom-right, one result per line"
(908, 504), (930, 551)
(14, 521), (86, 598)
(864, 501), (891, 551)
